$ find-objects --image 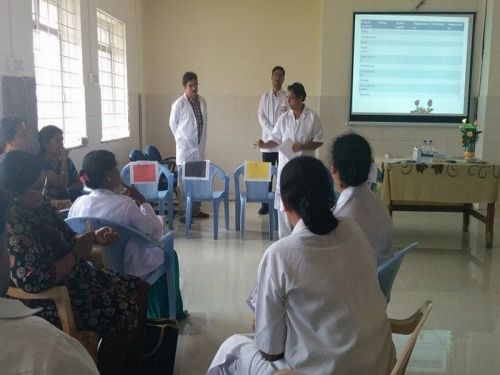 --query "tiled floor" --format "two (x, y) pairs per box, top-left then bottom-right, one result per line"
(170, 203), (500, 374)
